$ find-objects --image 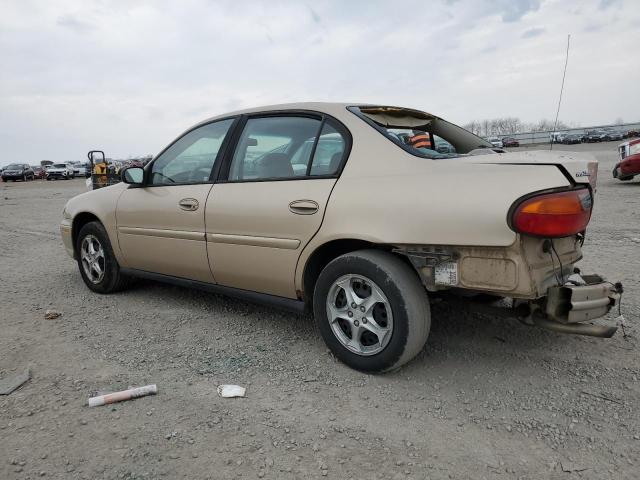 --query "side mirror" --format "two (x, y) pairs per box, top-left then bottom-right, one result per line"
(122, 167), (144, 185)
